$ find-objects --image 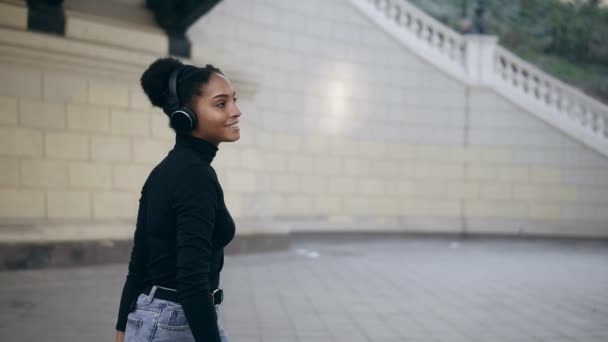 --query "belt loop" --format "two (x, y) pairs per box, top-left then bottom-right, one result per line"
(145, 285), (158, 304)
